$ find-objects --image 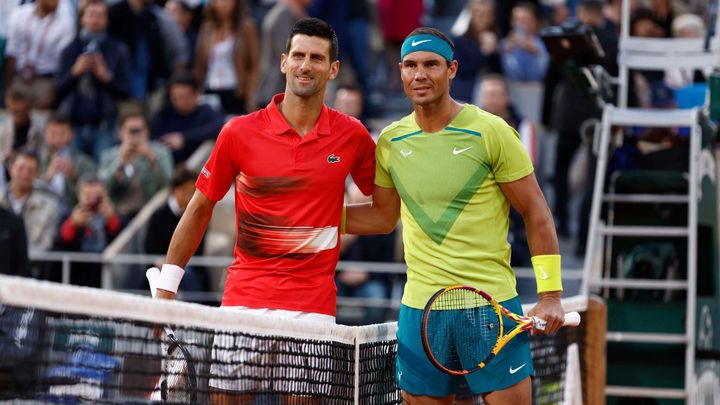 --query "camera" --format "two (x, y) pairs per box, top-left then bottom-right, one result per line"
(87, 198), (102, 213)
(84, 40), (99, 55)
(539, 20), (605, 66)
